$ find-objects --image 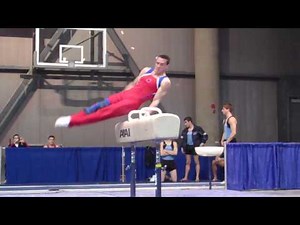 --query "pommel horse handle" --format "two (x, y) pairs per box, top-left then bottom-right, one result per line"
(140, 107), (162, 114)
(128, 107), (162, 121)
